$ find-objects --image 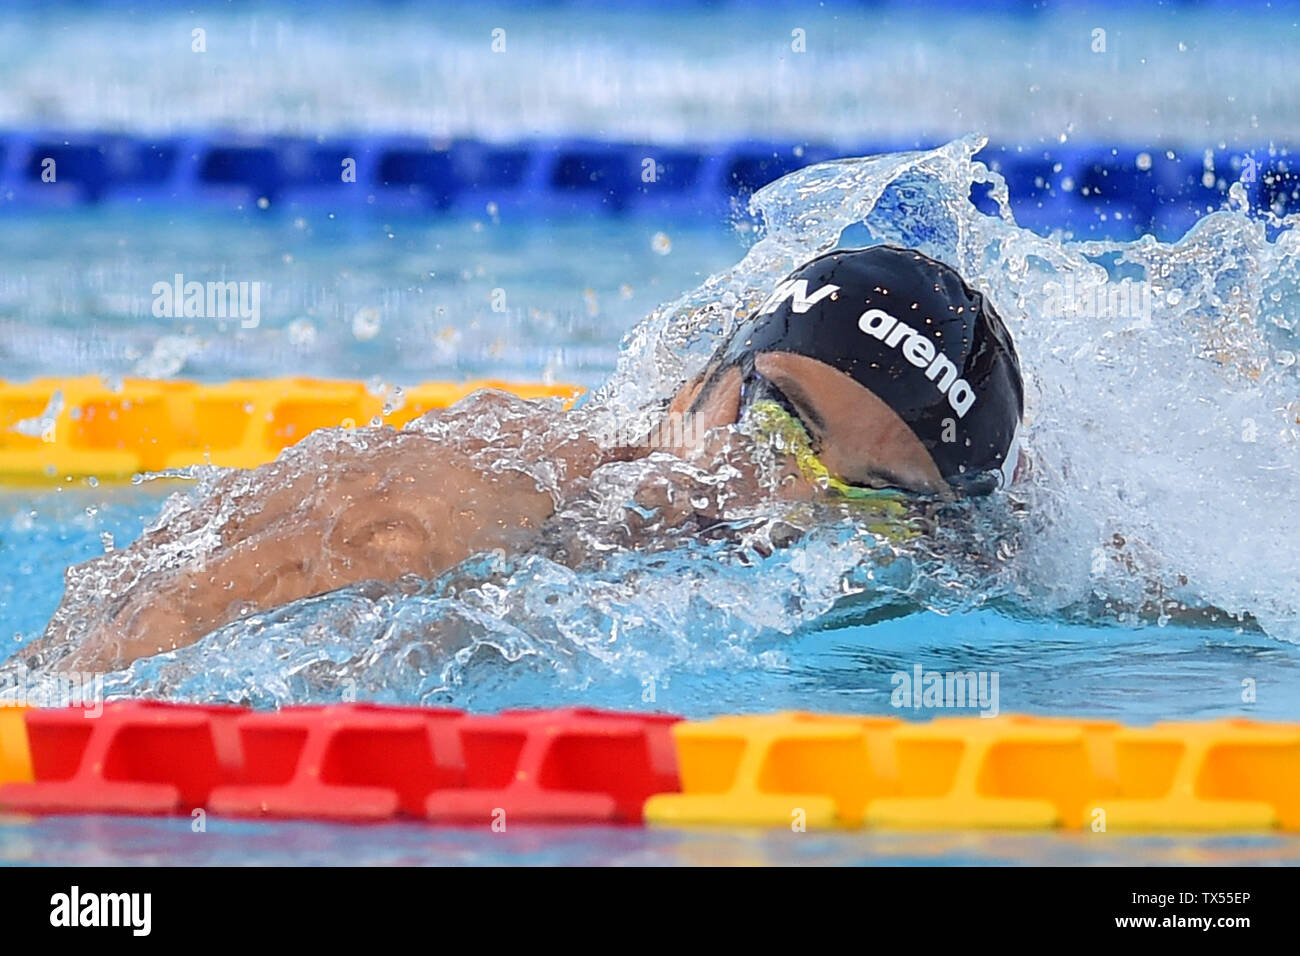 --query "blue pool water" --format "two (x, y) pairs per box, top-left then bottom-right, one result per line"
(2, 3), (1296, 146)
(4, 143), (1300, 864)
(4, 816), (1300, 867)
(6, 485), (1300, 724)
(0, 211), (745, 386)
(6, 139), (1300, 863)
